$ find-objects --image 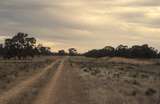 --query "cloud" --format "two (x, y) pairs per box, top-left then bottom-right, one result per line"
(125, 0), (160, 7)
(0, 0), (160, 52)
